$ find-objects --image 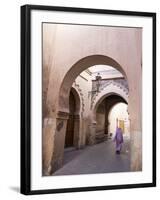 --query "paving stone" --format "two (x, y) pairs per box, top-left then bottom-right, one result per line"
(53, 138), (130, 176)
